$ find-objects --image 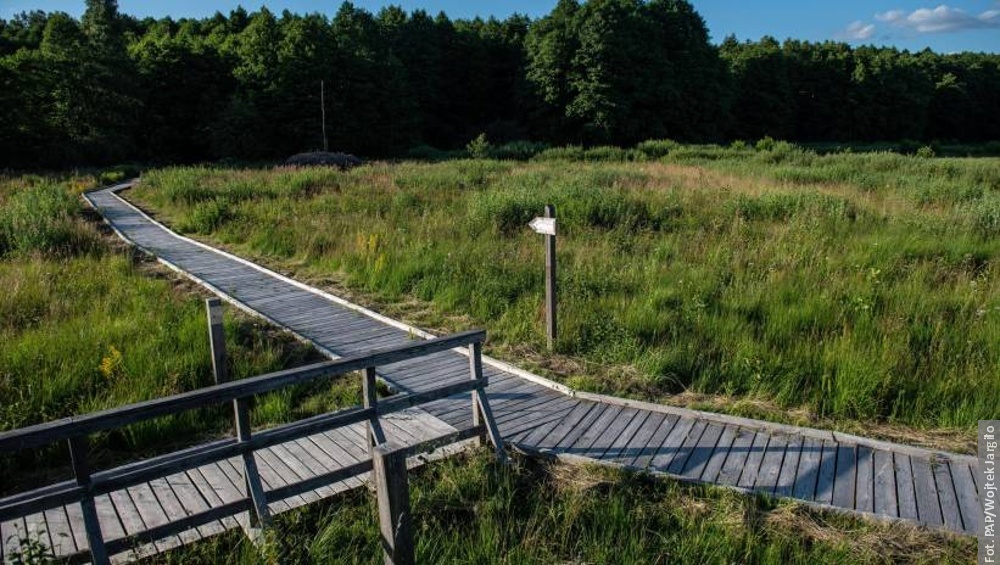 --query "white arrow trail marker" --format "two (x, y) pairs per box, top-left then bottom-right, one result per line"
(528, 216), (556, 236)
